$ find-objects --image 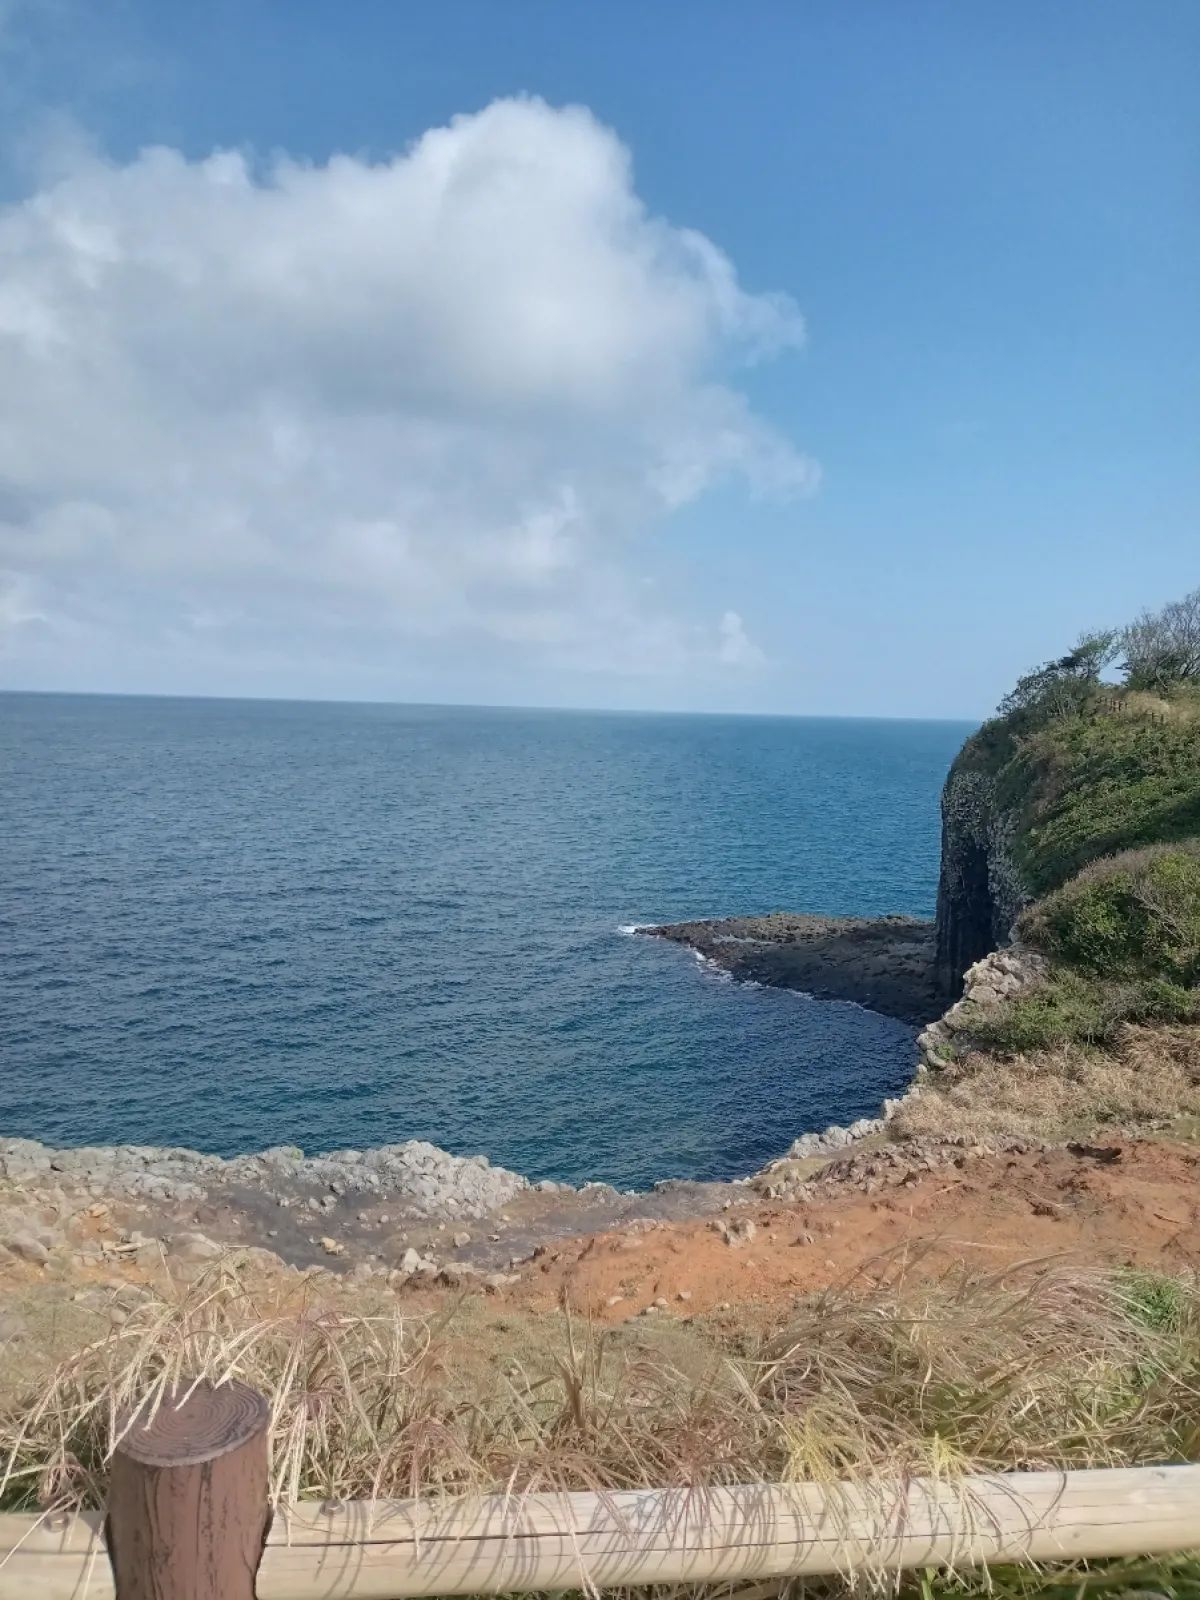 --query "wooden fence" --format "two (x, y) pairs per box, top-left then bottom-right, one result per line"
(2, 1383), (1198, 1599)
